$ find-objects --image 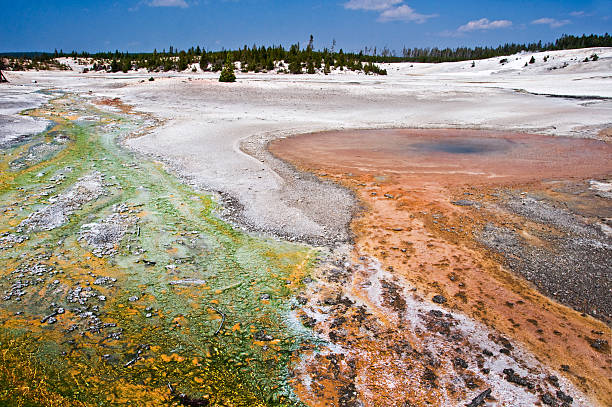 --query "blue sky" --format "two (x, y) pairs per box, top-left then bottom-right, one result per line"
(2, 0), (611, 53)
